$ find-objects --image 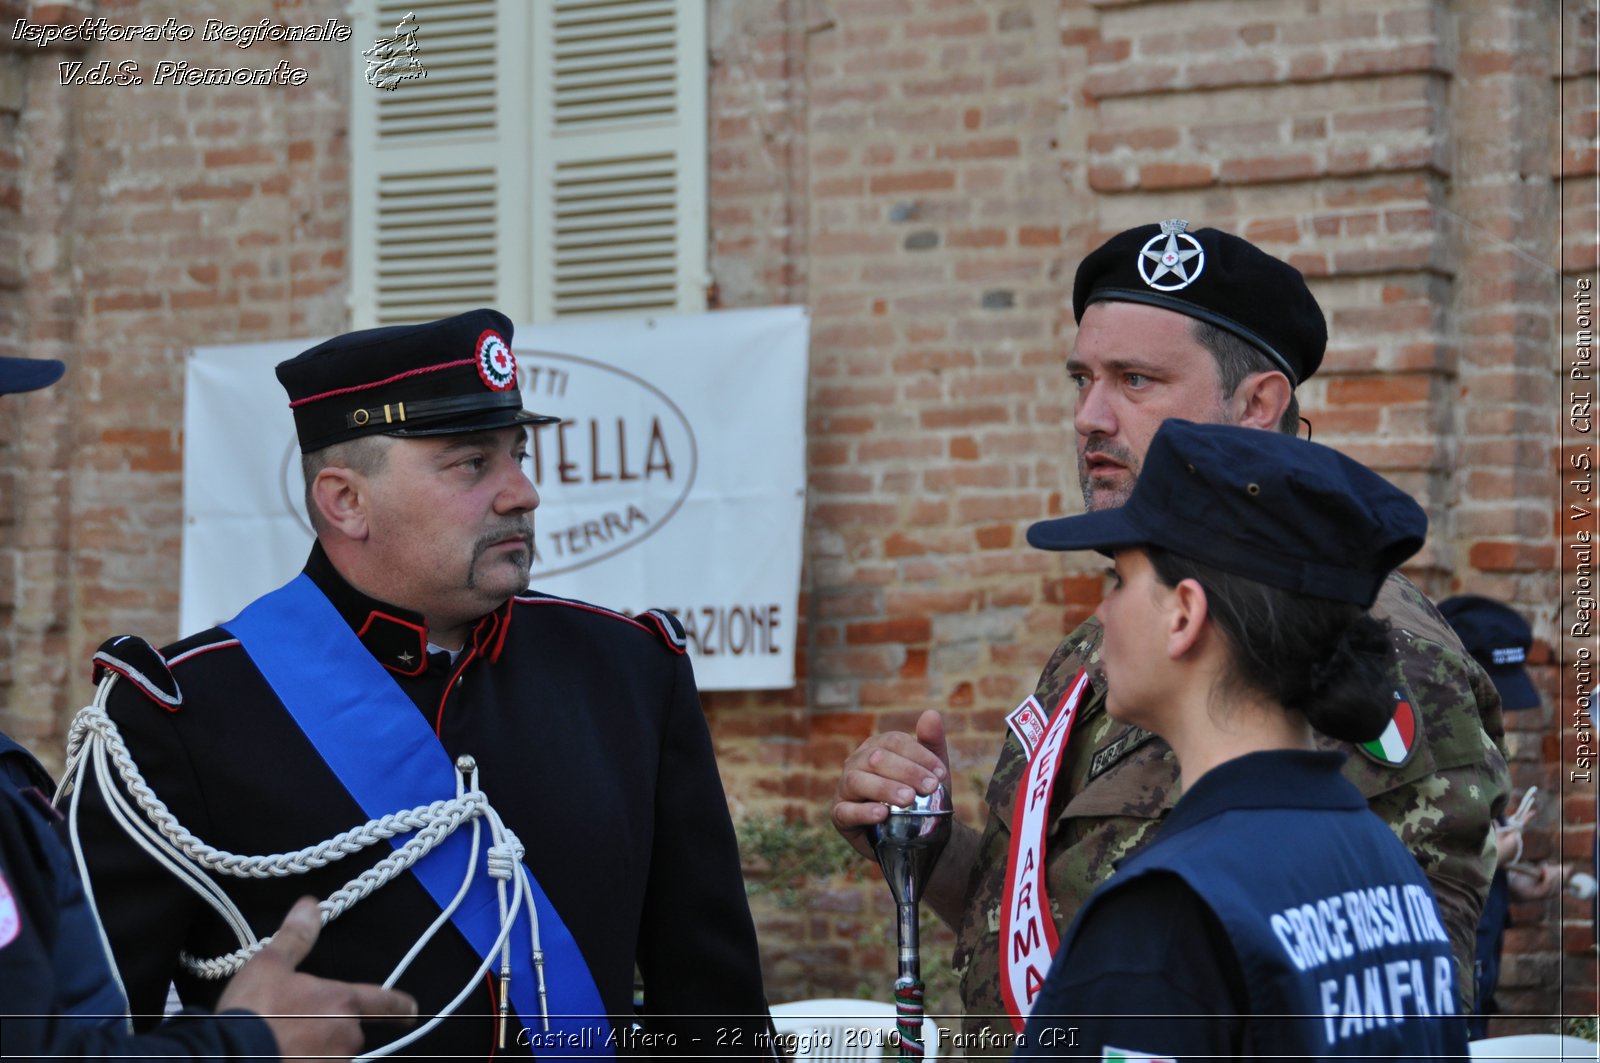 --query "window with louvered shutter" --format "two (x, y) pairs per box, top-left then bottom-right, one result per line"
(350, 0), (706, 326)
(532, 0), (707, 319)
